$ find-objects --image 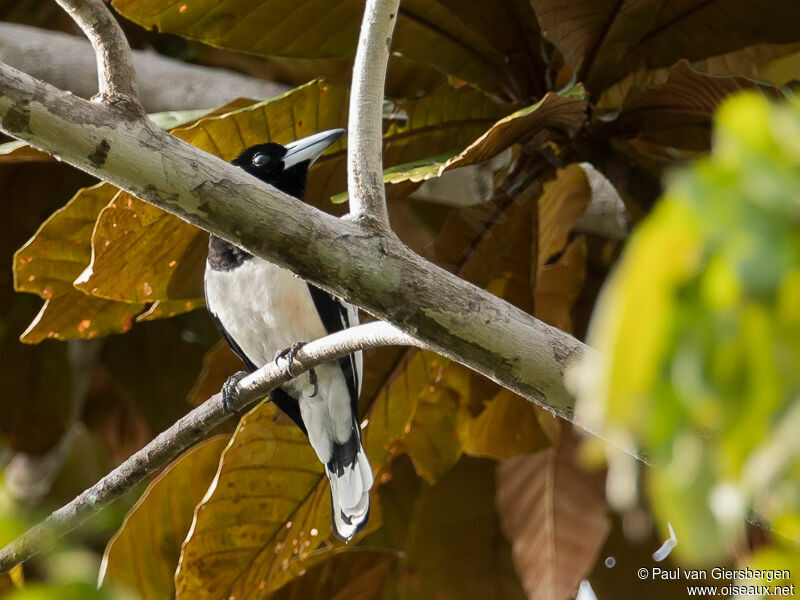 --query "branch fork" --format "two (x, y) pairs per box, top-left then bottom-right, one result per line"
(0, 0), (600, 573)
